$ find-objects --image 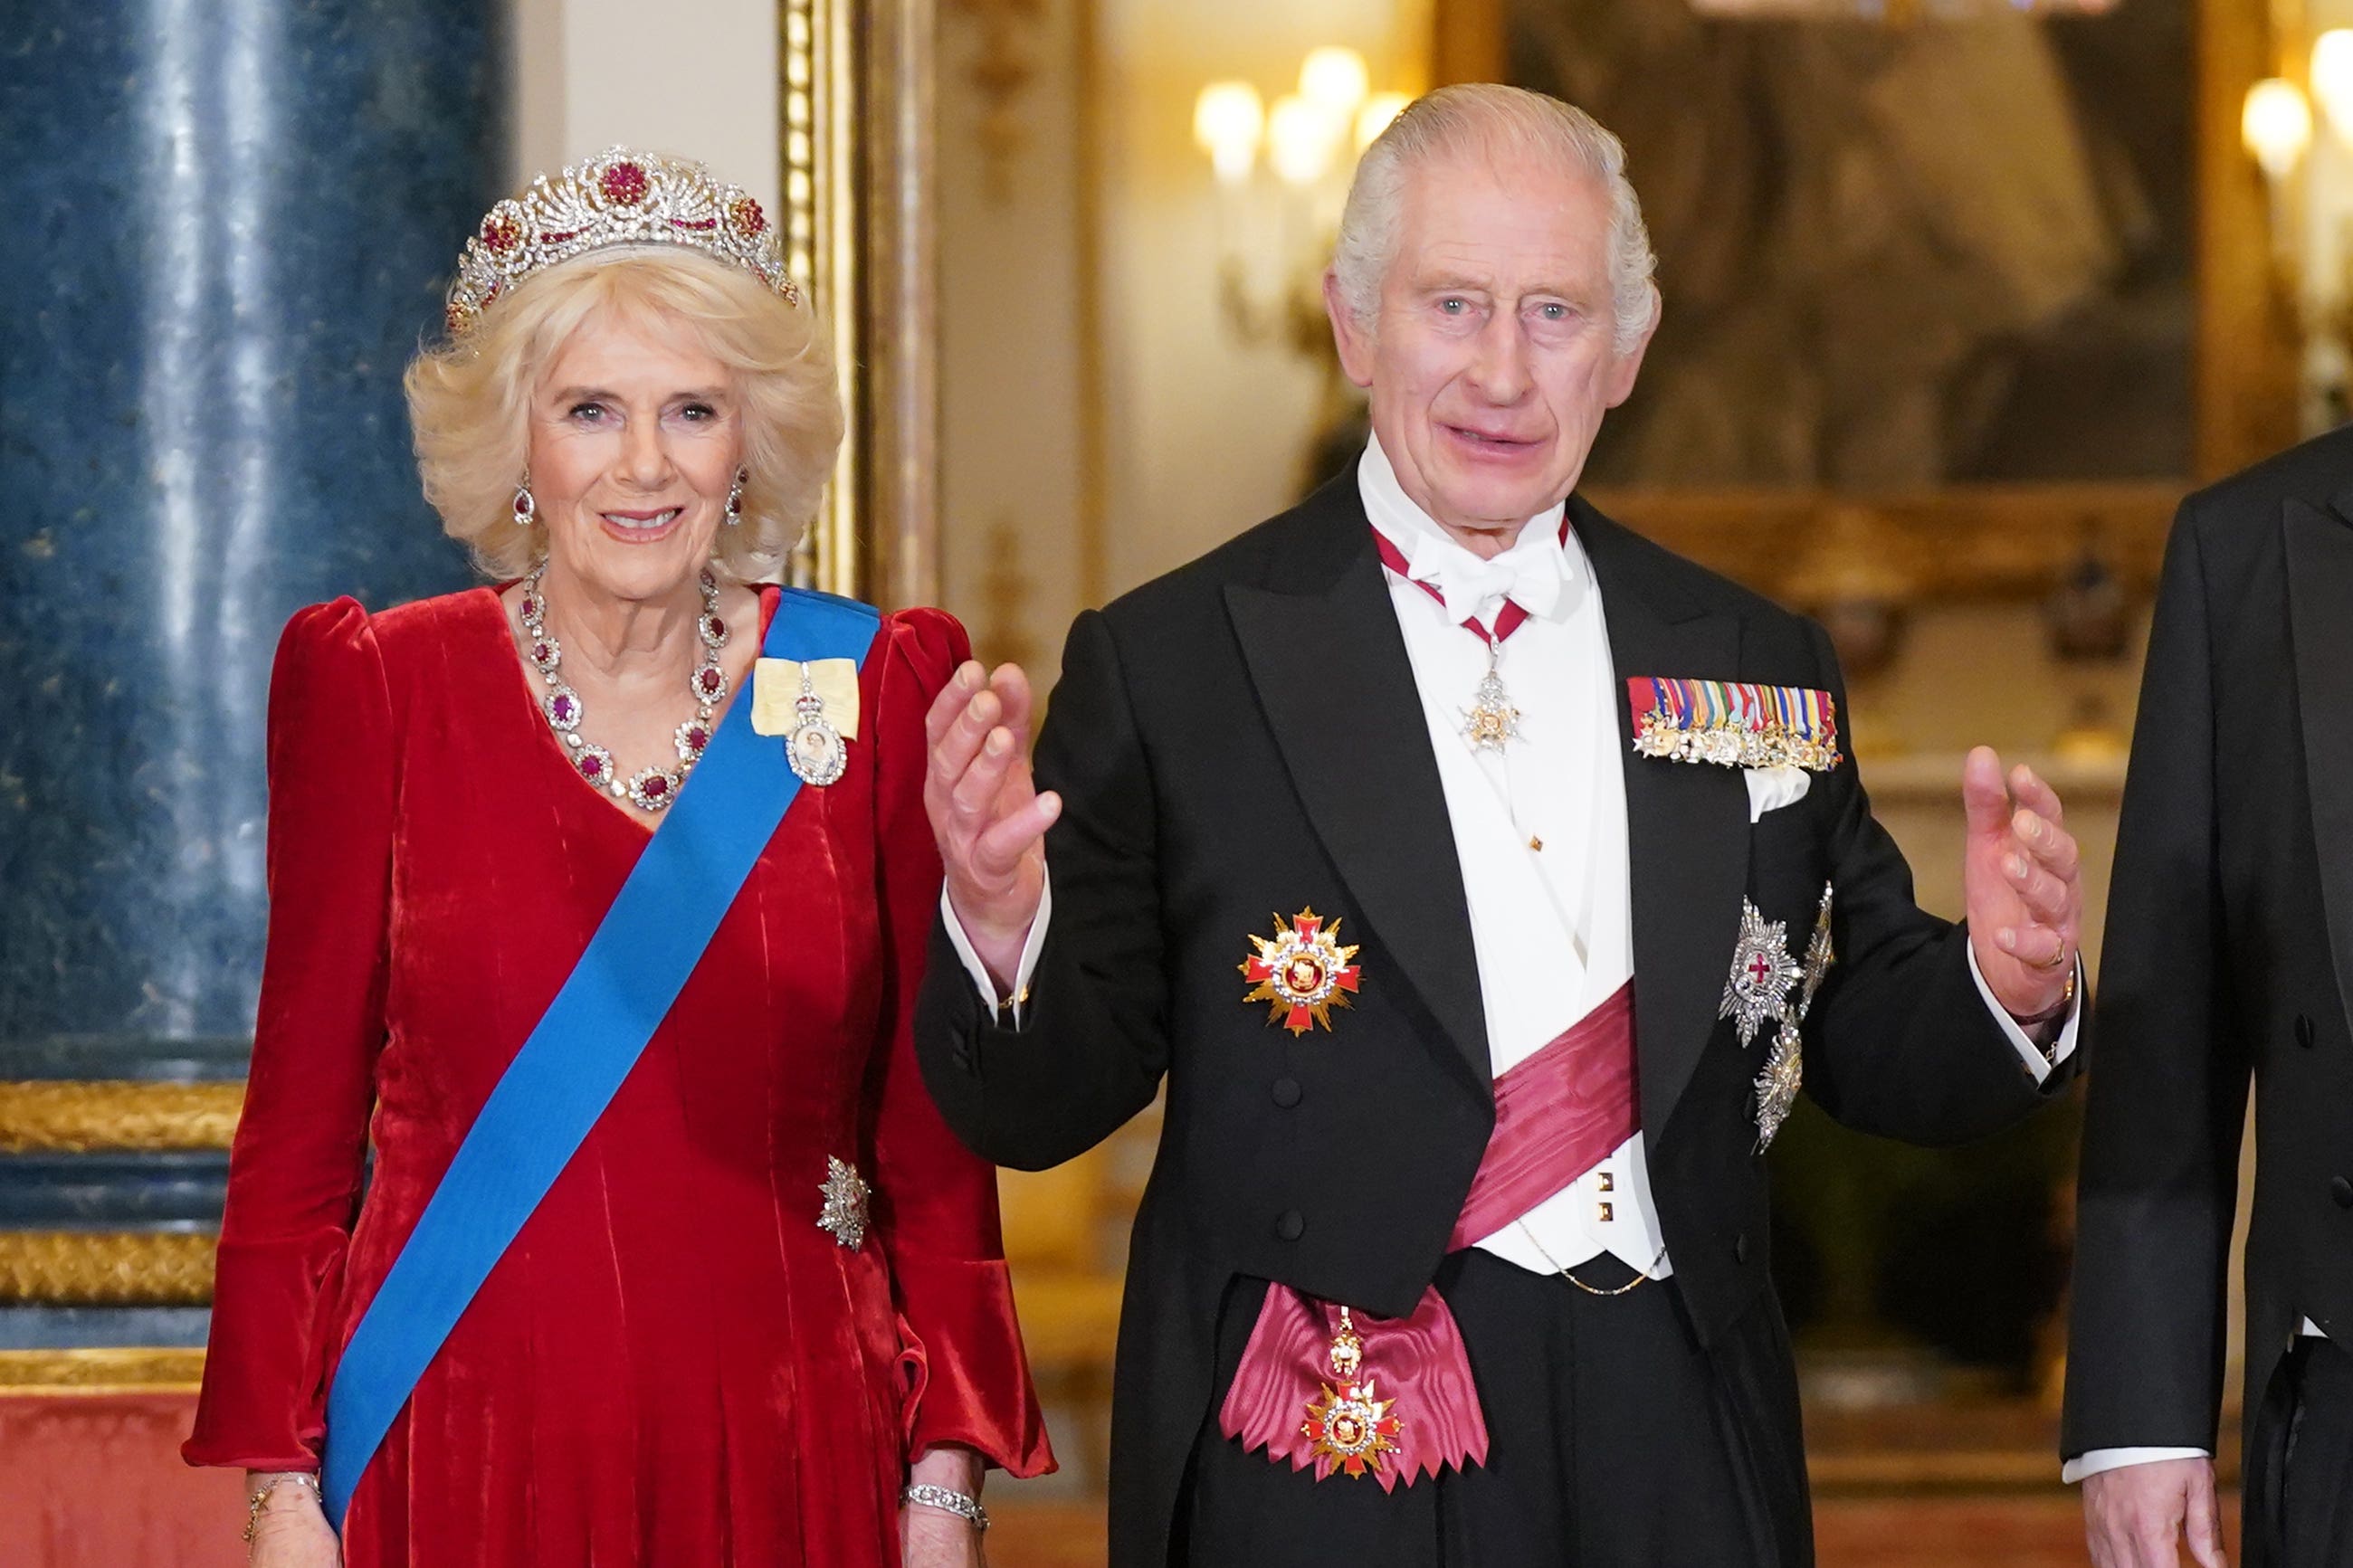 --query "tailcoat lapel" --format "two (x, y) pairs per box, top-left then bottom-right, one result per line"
(2289, 494), (2353, 1046)
(1574, 498), (1753, 1140)
(1224, 482), (1491, 1093)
